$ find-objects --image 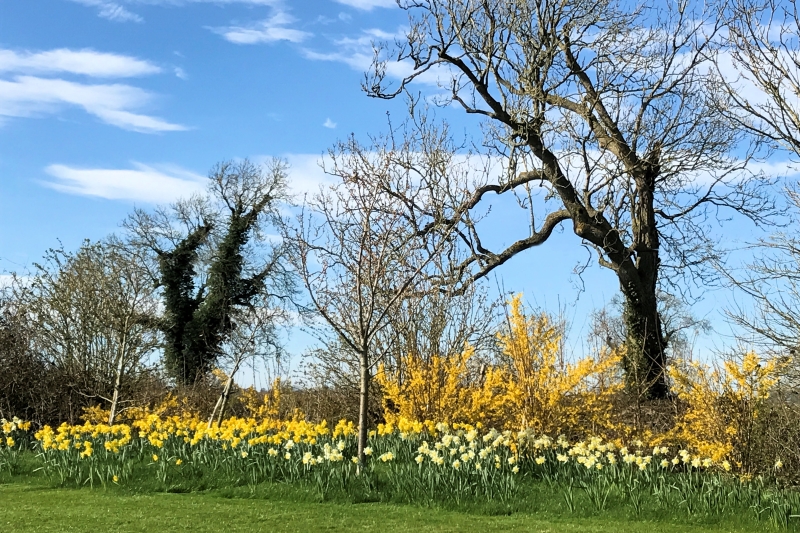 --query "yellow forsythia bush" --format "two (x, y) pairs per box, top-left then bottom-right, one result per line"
(239, 378), (283, 420)
(377, 294), (623, 437)
(667, 351), (785, 468)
